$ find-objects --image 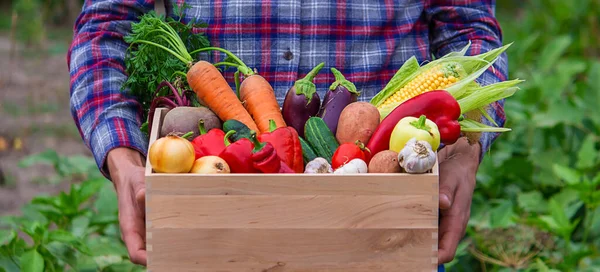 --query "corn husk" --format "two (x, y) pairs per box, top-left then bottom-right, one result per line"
(370, 42), (512, 108)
